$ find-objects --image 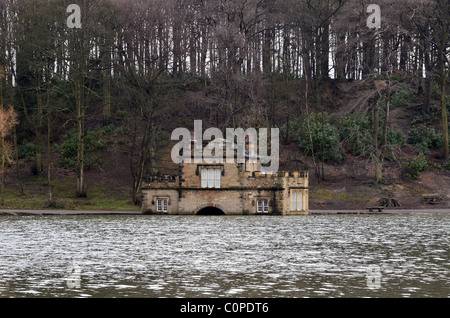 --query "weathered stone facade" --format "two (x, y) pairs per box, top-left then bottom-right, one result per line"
(141, 155), (309, 215)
